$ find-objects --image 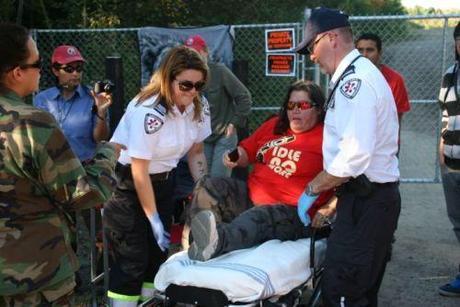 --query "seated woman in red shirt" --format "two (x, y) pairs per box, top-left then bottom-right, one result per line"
(186, 80), (336, 261)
